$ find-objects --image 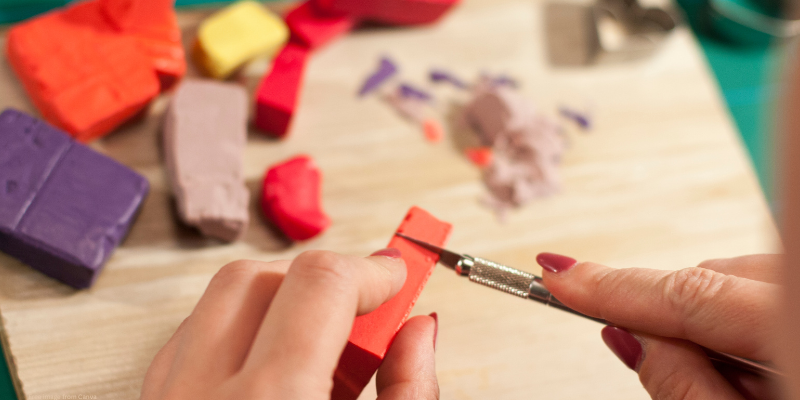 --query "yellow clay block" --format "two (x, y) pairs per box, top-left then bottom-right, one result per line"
(195, 1), (289, 79)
